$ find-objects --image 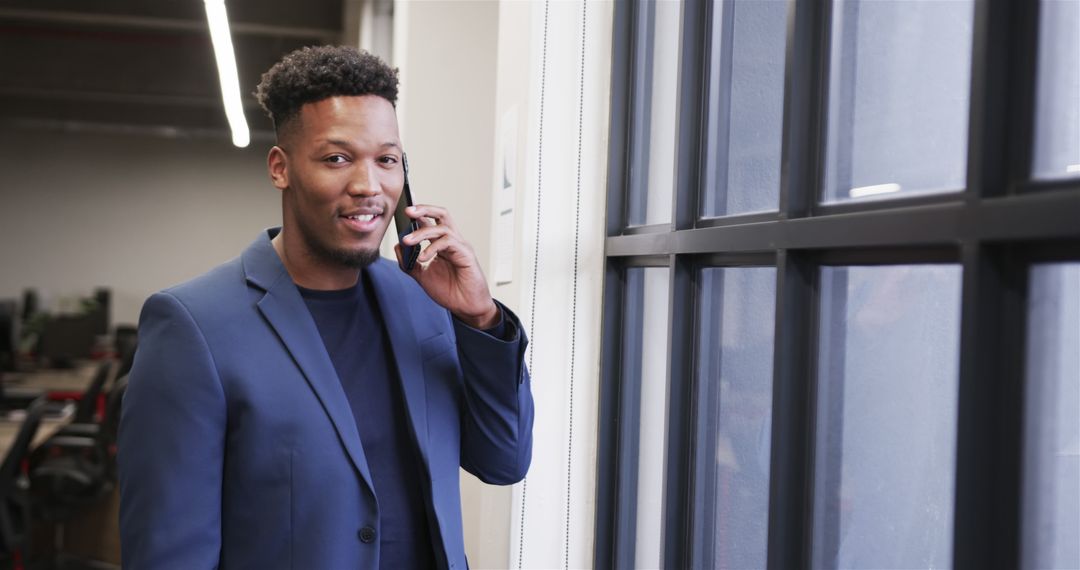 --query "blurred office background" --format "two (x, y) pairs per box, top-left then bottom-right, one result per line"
(0, 1), (1078, 569)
